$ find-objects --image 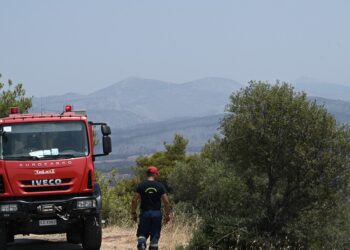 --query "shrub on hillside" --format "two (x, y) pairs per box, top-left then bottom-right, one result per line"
(96, 171), (138, 226)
